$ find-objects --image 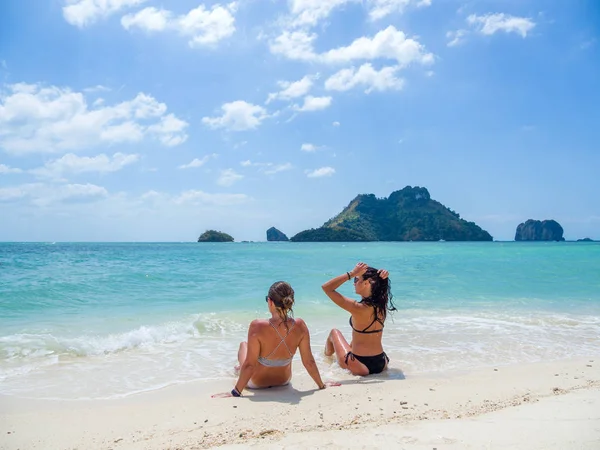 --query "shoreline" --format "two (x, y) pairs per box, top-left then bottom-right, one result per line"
(1, 357), (599, 449)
